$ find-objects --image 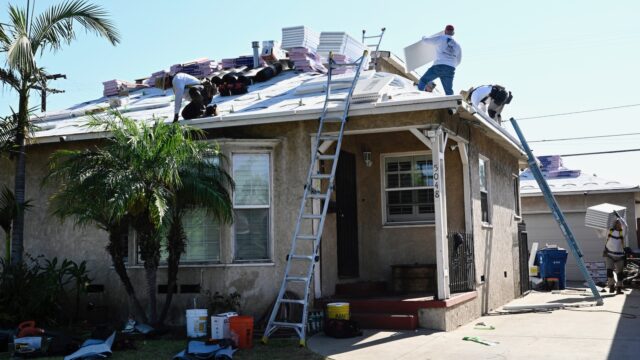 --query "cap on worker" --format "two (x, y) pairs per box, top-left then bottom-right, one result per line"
(445, 24), (455, 32)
